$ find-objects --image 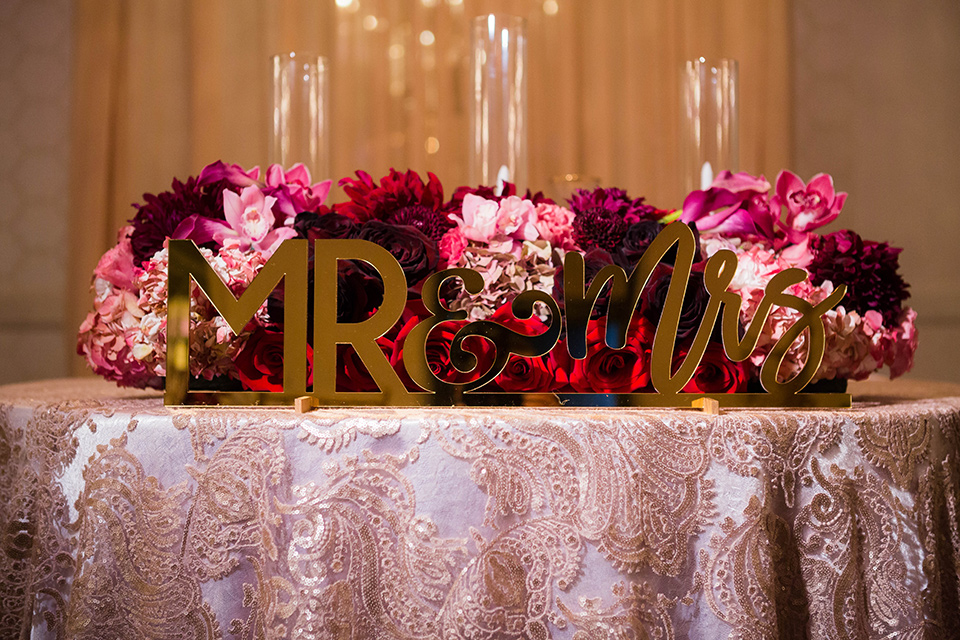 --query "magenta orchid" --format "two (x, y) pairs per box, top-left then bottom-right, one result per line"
(173, 185), (296, 257)
(775, 171), (846, 243)
(680, 171), (777, 239)
(198, 161), (261, 188)
(263, 163), (333, 221)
